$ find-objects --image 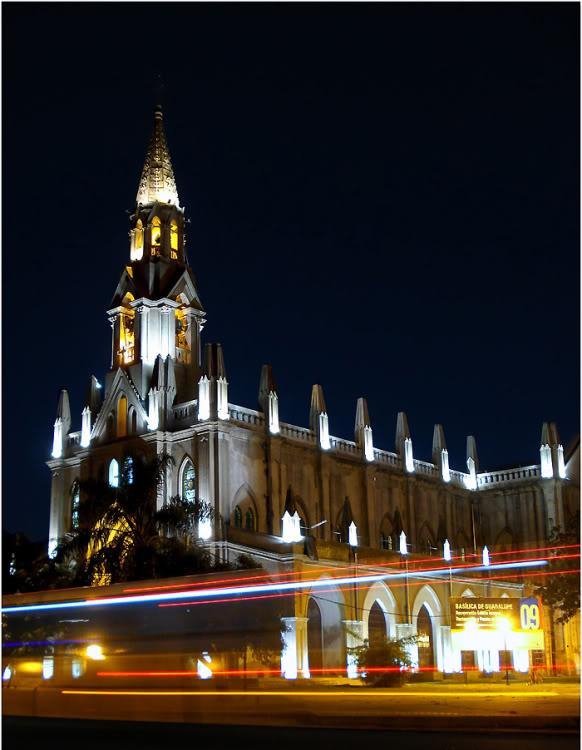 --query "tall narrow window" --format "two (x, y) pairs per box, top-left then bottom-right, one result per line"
(245, 508), (254, 531)
(131, 219), (144, 261)
(109, 459), (119, 488)
(151, 216), (161, 253)
(117, 395), (128, 437)
(71, 481), (80, 530)
(123, 456), (134, 485)
(234, 506), (242, 529)
(181, 460), (196, 503)
(170, 220), (178, 259)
